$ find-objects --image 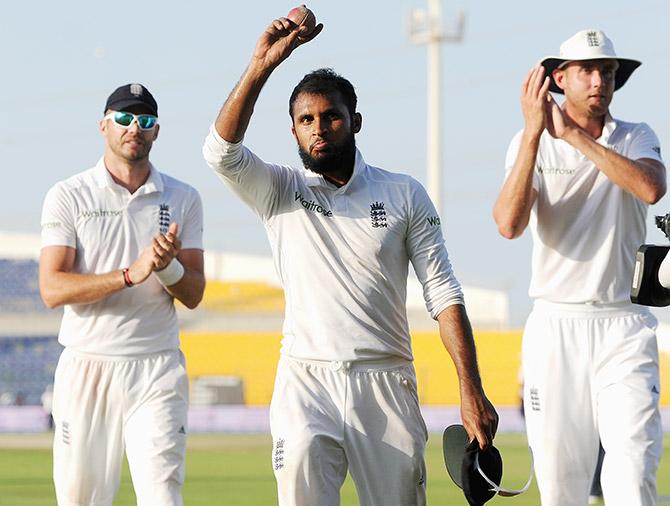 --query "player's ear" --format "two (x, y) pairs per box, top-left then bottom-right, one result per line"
(291, 124), (297, 140)
(552, 69), (567, 91)
(152, 123), (160, 141)
(352, 112), (362, 134)
(100, 109), (112, 137)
